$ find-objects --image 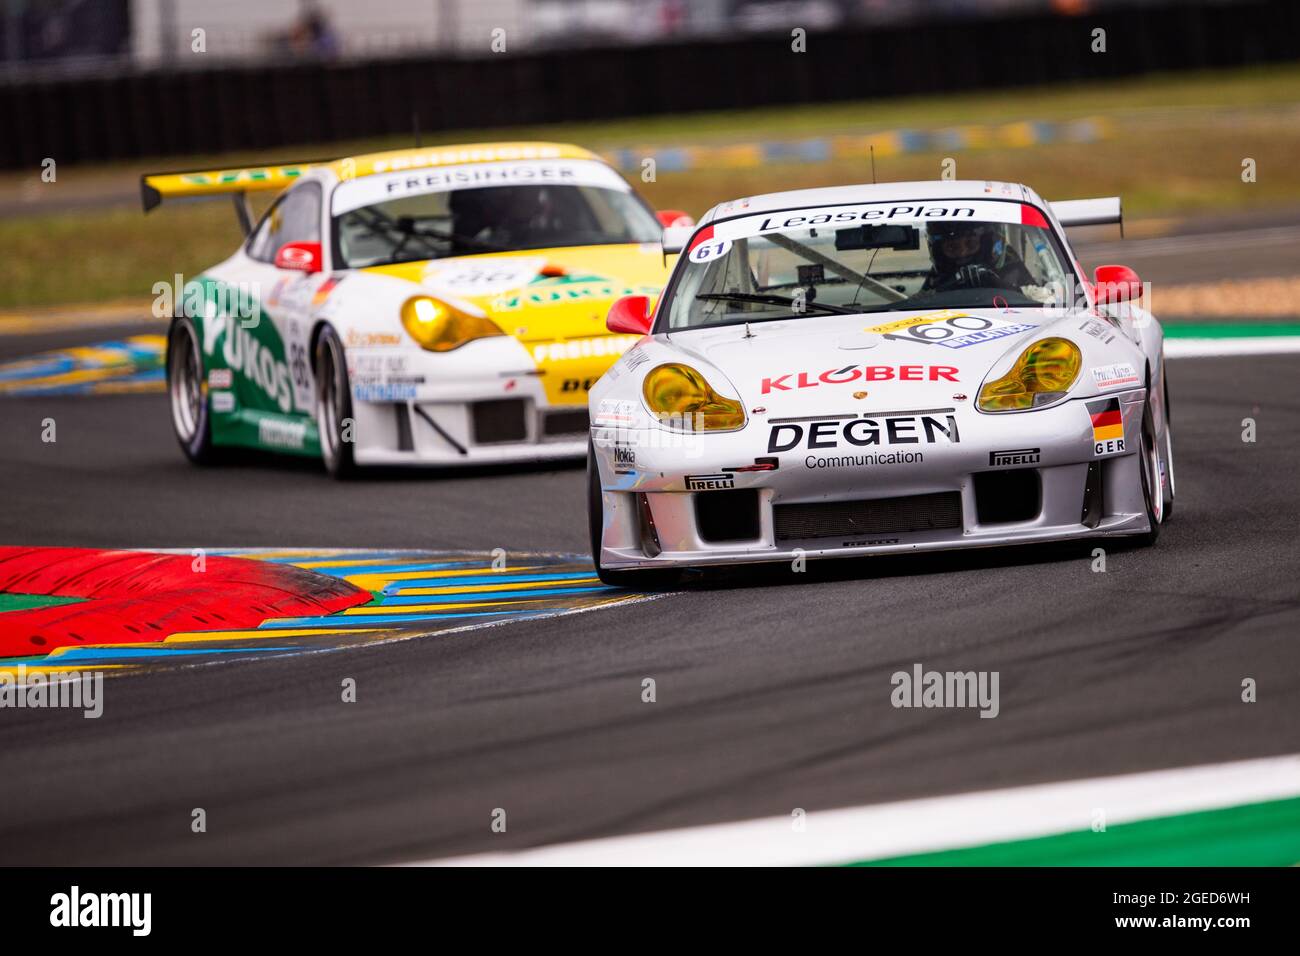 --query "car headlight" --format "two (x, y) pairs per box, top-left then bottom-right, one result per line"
(977, 337), (1081, 412)
(642, 363), (746, 431)
(400, 296), (503, 352)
